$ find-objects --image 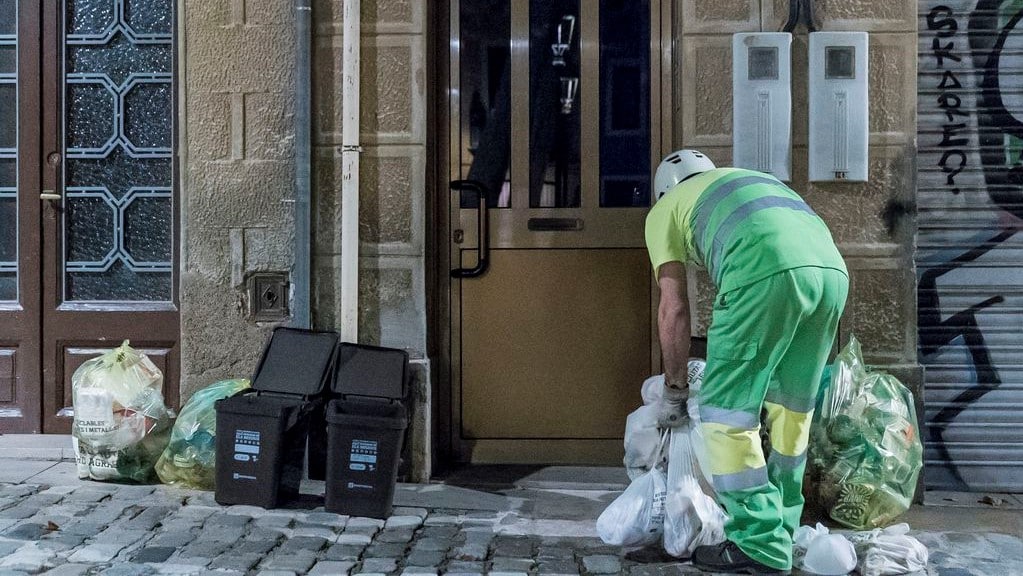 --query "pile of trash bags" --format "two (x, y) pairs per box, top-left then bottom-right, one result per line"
(71, 341), (247, 488)
(850, 524), (931, 576)
(794, 523), (858, 575)
(72, 341), (175, 483)
(808, 336), (924, 530)
(626, 364), (714, 489)
(598, 361), (727, 557)
(794, 522), (929, 576)
(601, 351), (931, 574)
(155, 378), (251, 489)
